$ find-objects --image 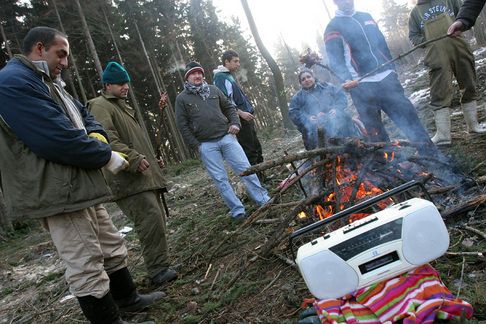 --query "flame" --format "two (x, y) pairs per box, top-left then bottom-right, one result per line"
(384, 151), (395, 162)
(311, 155), (393, 224)
(298, 211), (307, 219)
